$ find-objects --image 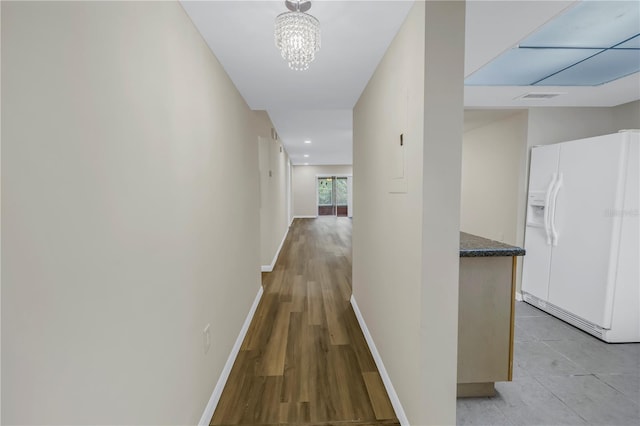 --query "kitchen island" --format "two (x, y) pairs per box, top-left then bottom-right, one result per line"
(458, 232), (525, 397)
